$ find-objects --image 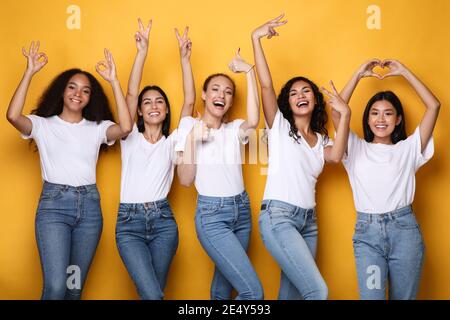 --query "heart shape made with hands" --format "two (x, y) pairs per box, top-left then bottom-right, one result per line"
(369, 60), (399, 80)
